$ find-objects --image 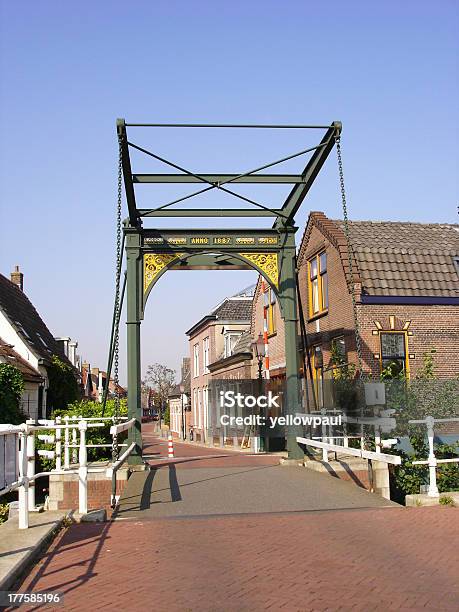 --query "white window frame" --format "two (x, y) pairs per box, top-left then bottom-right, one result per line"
(193, 389), (198, 426)
(203, 387), (208, 431)
(224, 331), (241, 358)
(203, 337), (210, 374)
(193, 343), (199, 377)
(198, 388), (202, 429)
